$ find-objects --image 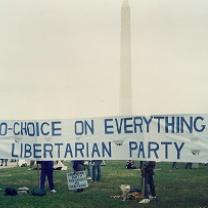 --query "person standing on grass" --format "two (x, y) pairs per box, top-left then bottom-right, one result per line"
(40, 161), (56, 193)
(92, 160), (102, 182)
(0, 159), (8, 166)
(171, 162), (178, 169)
(73, 160), (85, 192)
(86, 161), (93, 180)
(185, 162), (192, 169)
(139, 161), (157, 204)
